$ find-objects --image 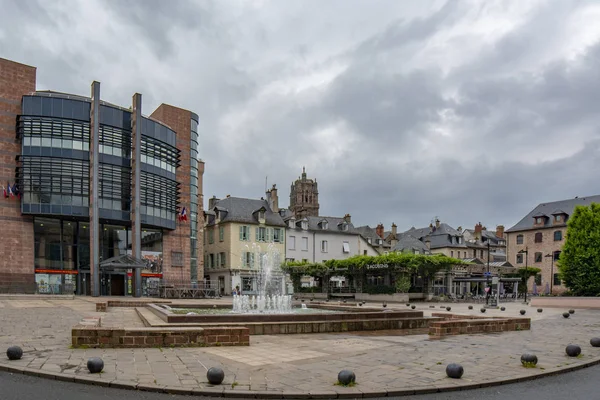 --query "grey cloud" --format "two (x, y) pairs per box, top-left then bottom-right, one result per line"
(1, 0), (599, 234)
